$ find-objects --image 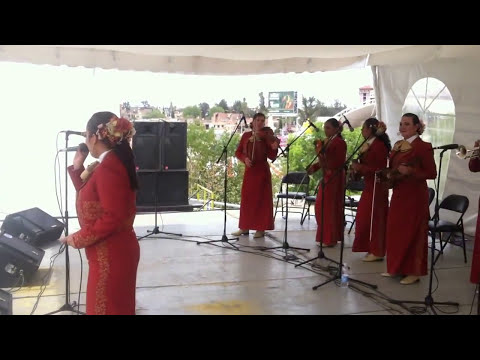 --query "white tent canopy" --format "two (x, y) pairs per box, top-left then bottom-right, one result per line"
(2, 45), (479, 75)
(0, 44), (478, 233)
